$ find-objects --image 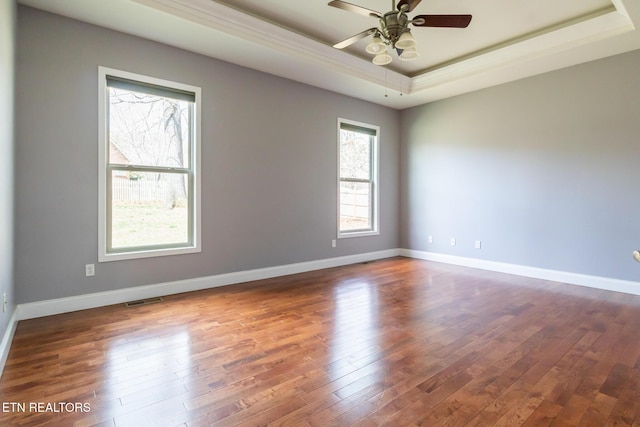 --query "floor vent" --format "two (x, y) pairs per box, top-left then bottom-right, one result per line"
(124, 297), (164, 308)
